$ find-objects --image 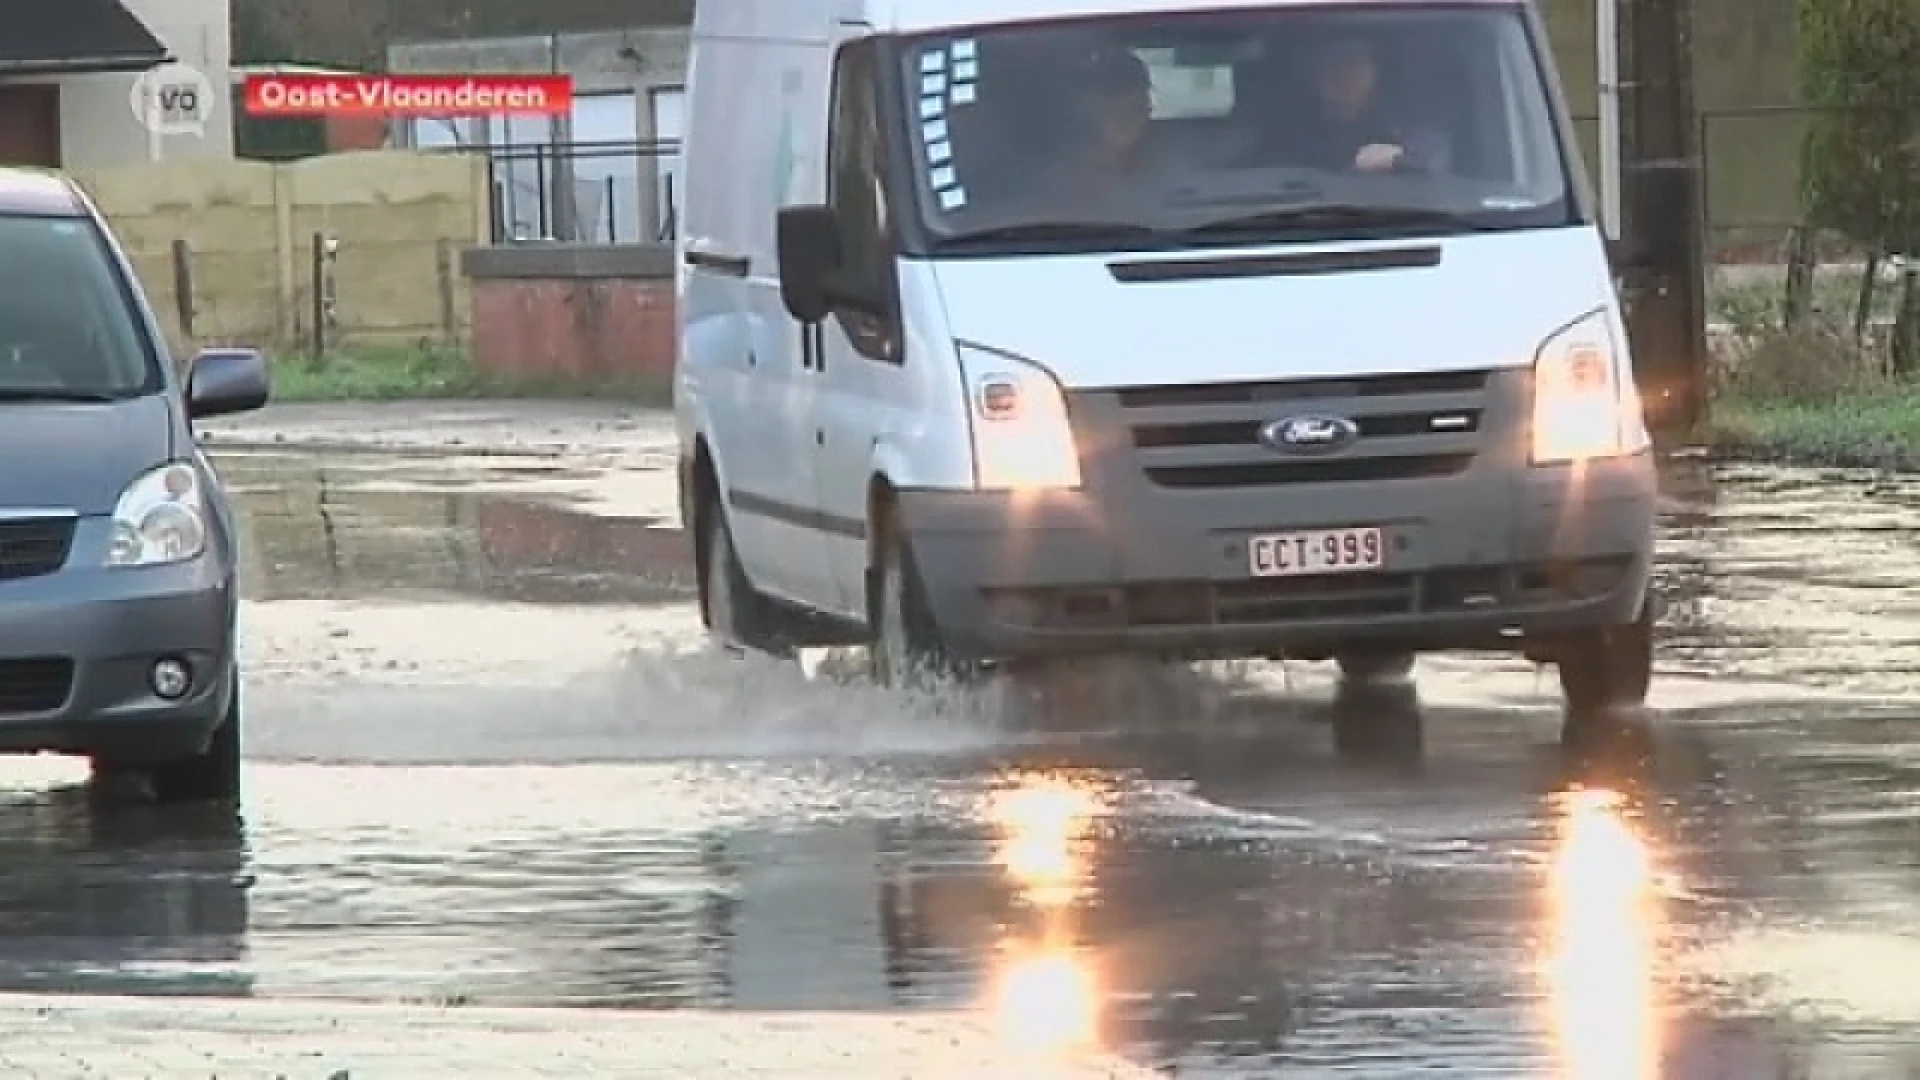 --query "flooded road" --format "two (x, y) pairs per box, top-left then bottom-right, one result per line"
(4, 428), (1920, 1076)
